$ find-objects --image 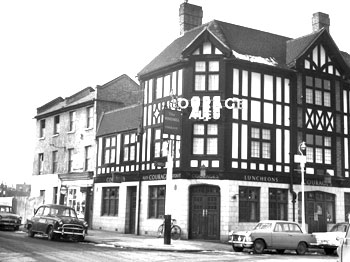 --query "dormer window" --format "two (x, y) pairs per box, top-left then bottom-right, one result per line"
(194, 61), (219, 91)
